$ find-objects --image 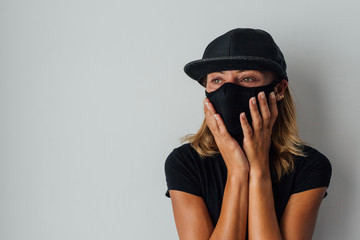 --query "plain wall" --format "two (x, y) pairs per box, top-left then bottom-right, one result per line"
(1, 0), (359, 239)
